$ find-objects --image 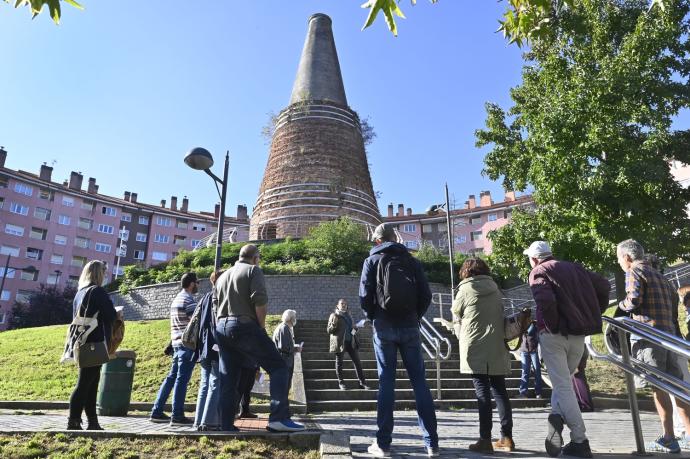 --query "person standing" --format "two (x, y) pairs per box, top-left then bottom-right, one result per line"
(452, 258), (514, 453)
(64, 260), (117, 430)
(524, 241), (610, 458)
(235, 362), (259, 419)
(519, 321), (543, 399)
(149, 272), (199, 425)
(273, 309), (301, 393)
(327, 299), (369, 391)
(215, 244), (305, 432)
(360, 223), (439, 458)
(617, 239), (690, 453)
